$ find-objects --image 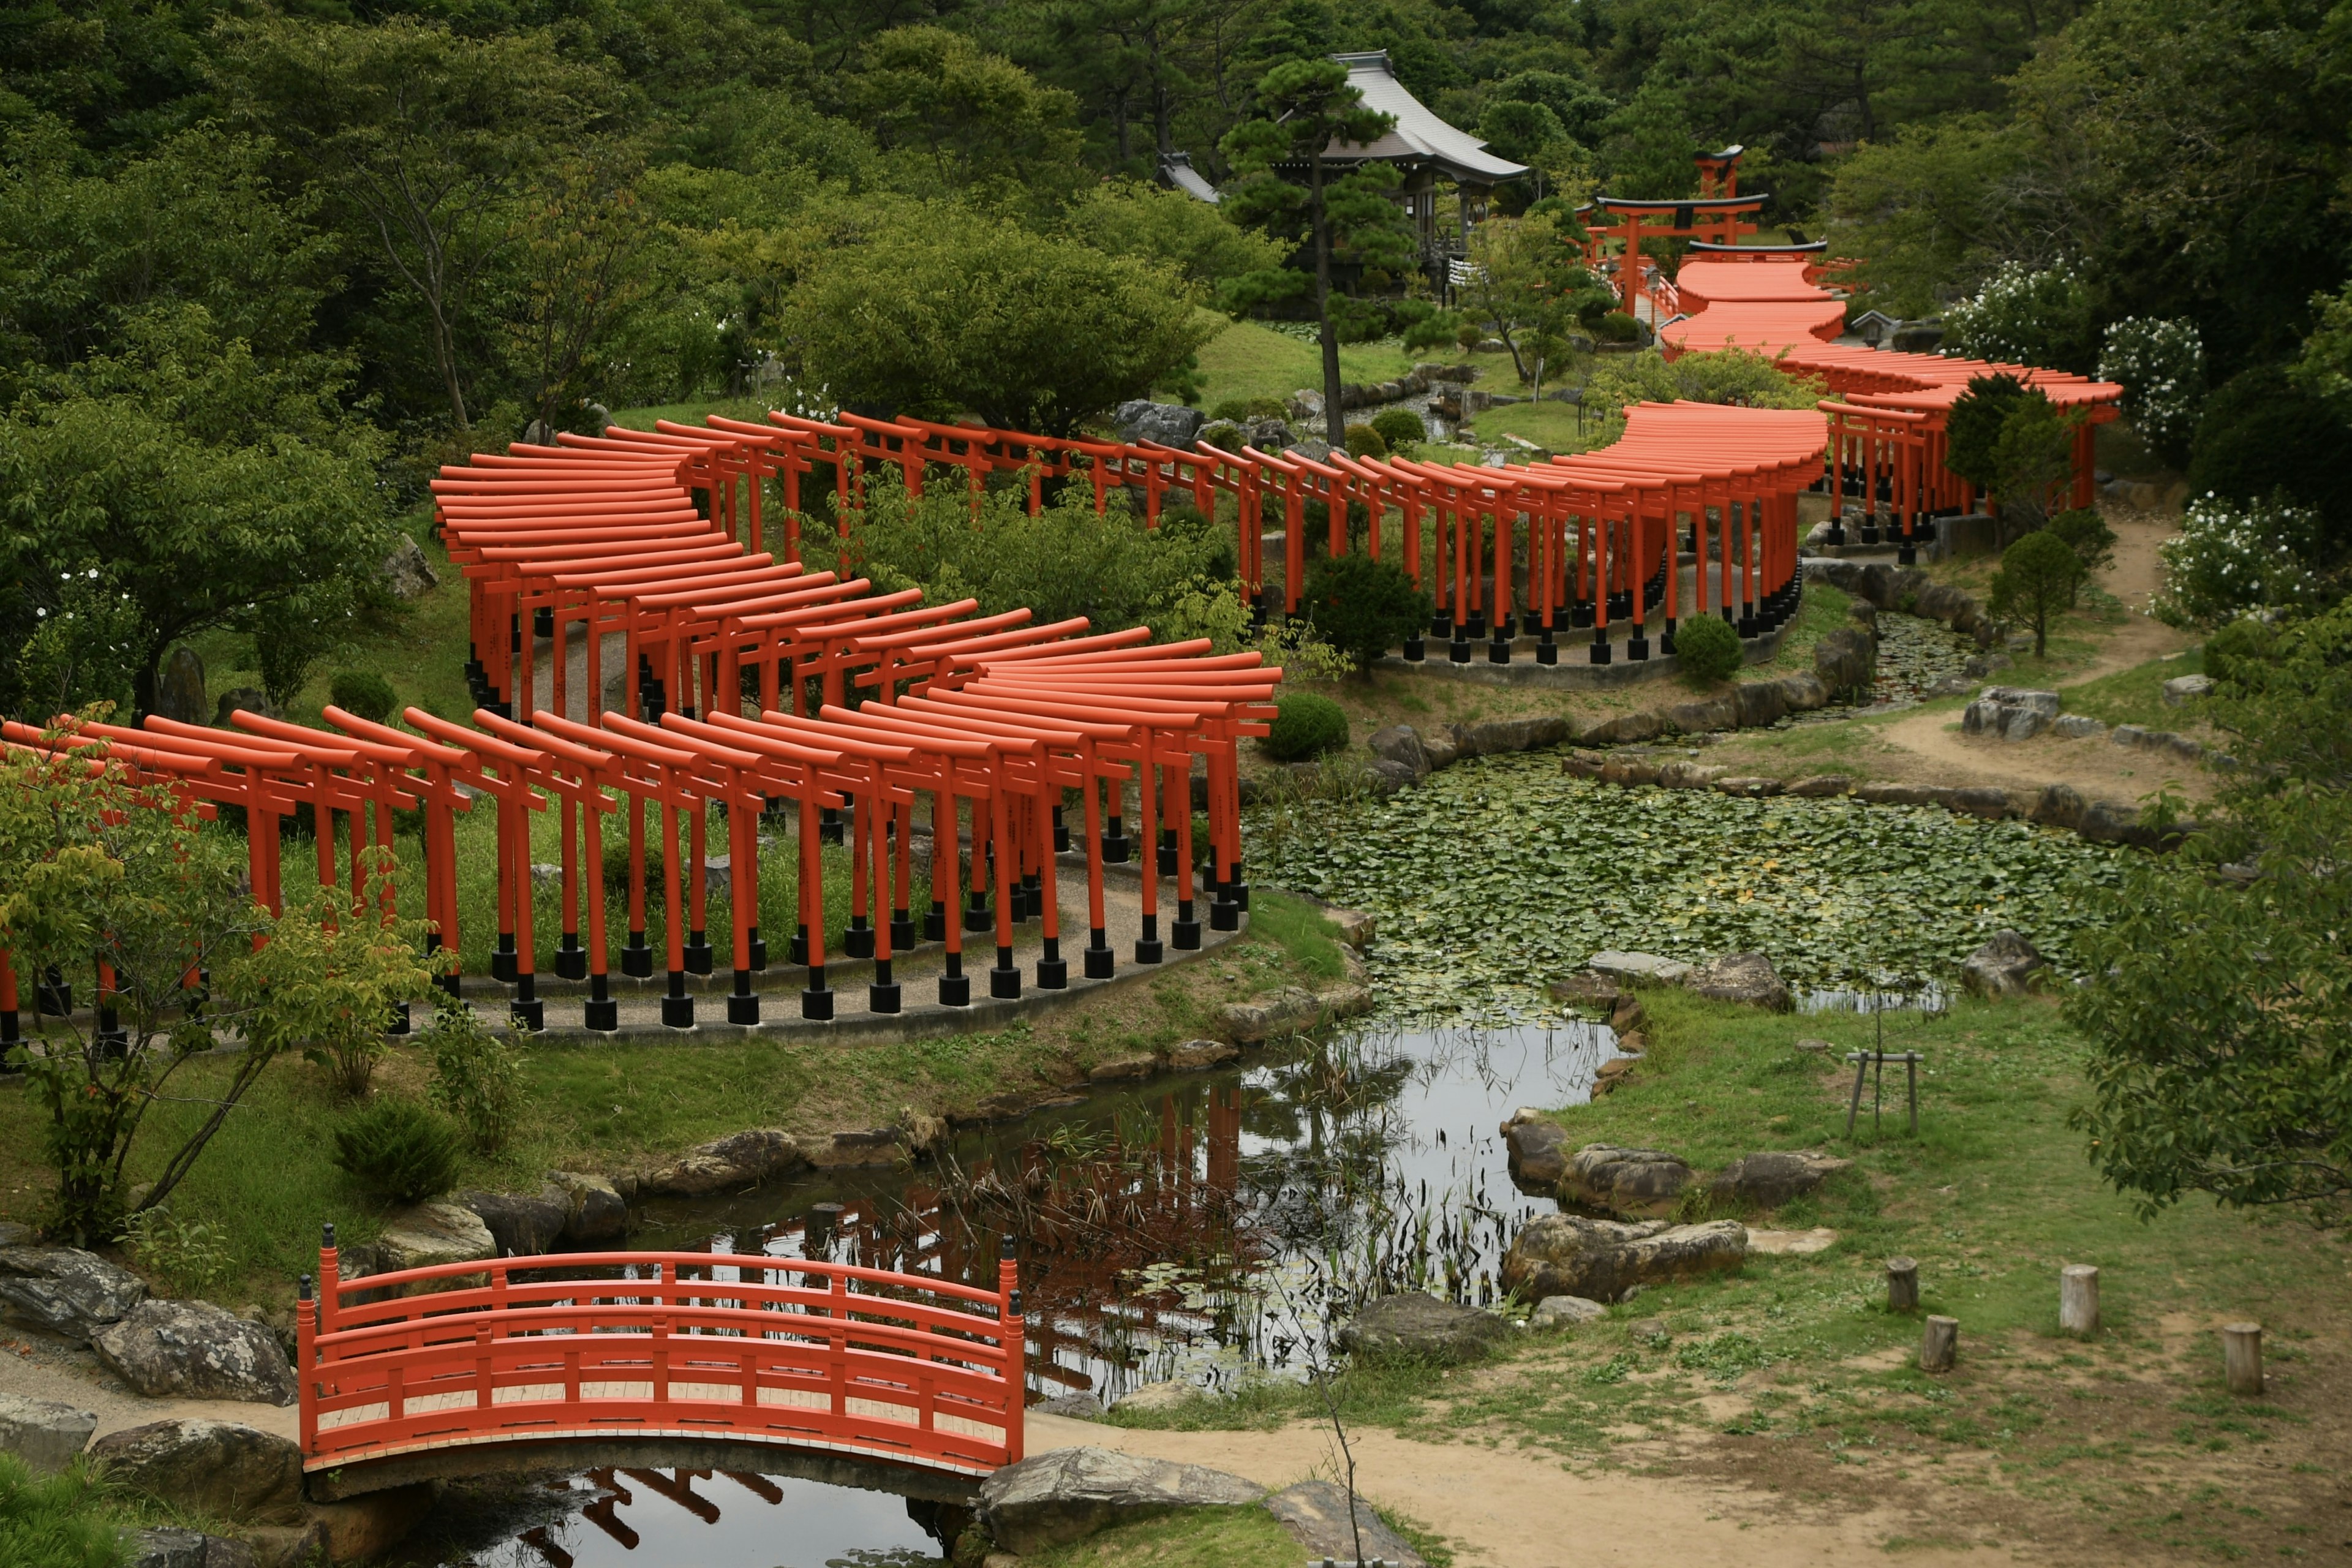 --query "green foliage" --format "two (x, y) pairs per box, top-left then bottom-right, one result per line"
(1298, 552), (1433, 671)
(1400, 308), (1465, 355)
(1261, 693), (1349, 761)
(1941, 262), (2096, 373)
(1594, 311), (1640, 343)
(1370, 407), (1425, 452)
(2198, 617), (2275, 688)
(118, 1207), (233, 1300)
(1945, 376), (2076, 542)
(2153, 494), (2328, 630)
(1453, 211), (1610, 386)
(2204, 598), (2352, 791)
(1063, 179), (1286, 290)
(2042, 508), (2115, 586)
(236, 870), (437, 1101)
(0, 731), (270, 1242)
(816, 474), (1235, 637)
(2187, 365), (2352, 544)
(1988, 529), (2084, 655)
(786, 211), (1213, 437)
(1671, 612), (1743, 684)
(9, 571), (146, 721)
(331, 1096), (462, 1206)
(2098, 317), (2205, 466)
(1343, 423), (1387, 459)
(0, 1453), (126, 1568)
(1578, 349), (1824, 440)
(424, 991), (529, 1156)
(329, 669), (398, 725)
